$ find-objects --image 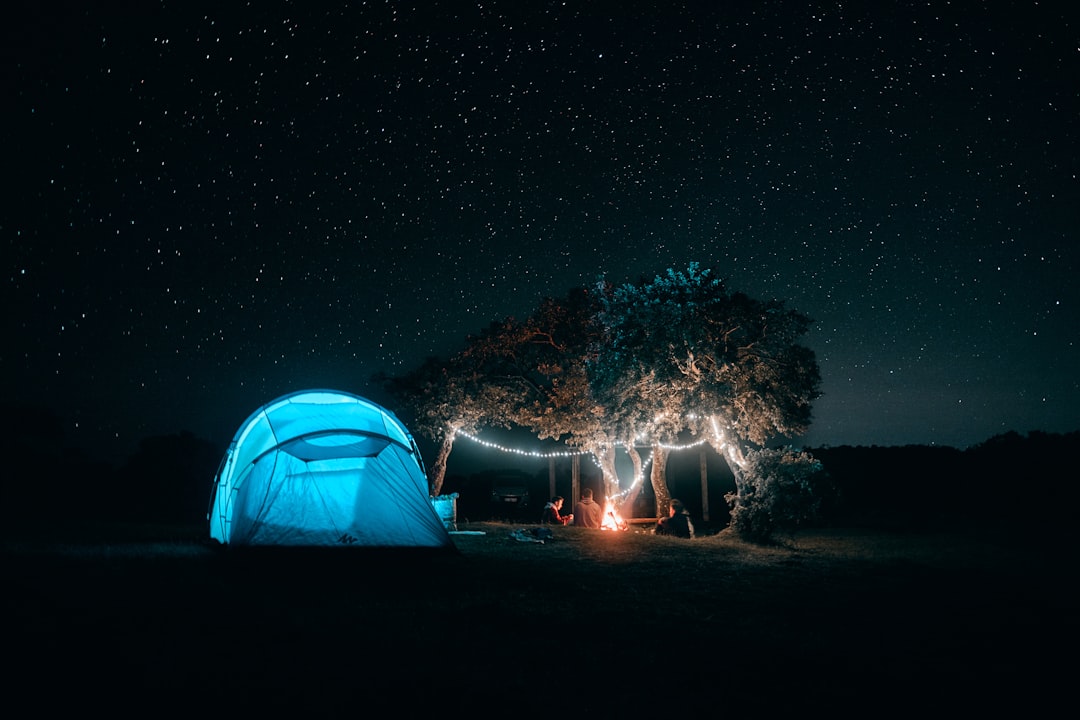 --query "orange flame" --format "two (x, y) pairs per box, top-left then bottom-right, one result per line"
(601, 500), (628, 531)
